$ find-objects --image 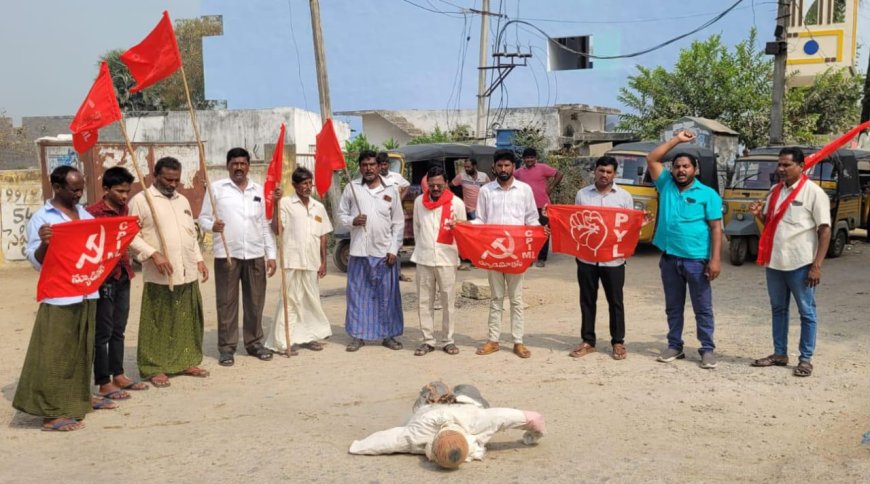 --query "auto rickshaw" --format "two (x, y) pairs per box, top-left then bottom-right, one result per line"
(332, 143), (497, 272)
(605, 141), (719, 243)
(723, 146), (865, 265)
